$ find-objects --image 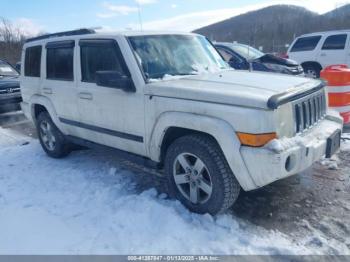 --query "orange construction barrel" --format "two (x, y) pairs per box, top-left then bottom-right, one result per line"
(321, 64), (350, 125)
